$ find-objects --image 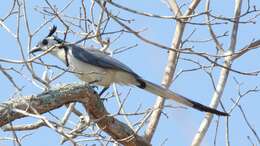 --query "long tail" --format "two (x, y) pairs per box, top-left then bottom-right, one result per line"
(136, 79), (229, 116)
